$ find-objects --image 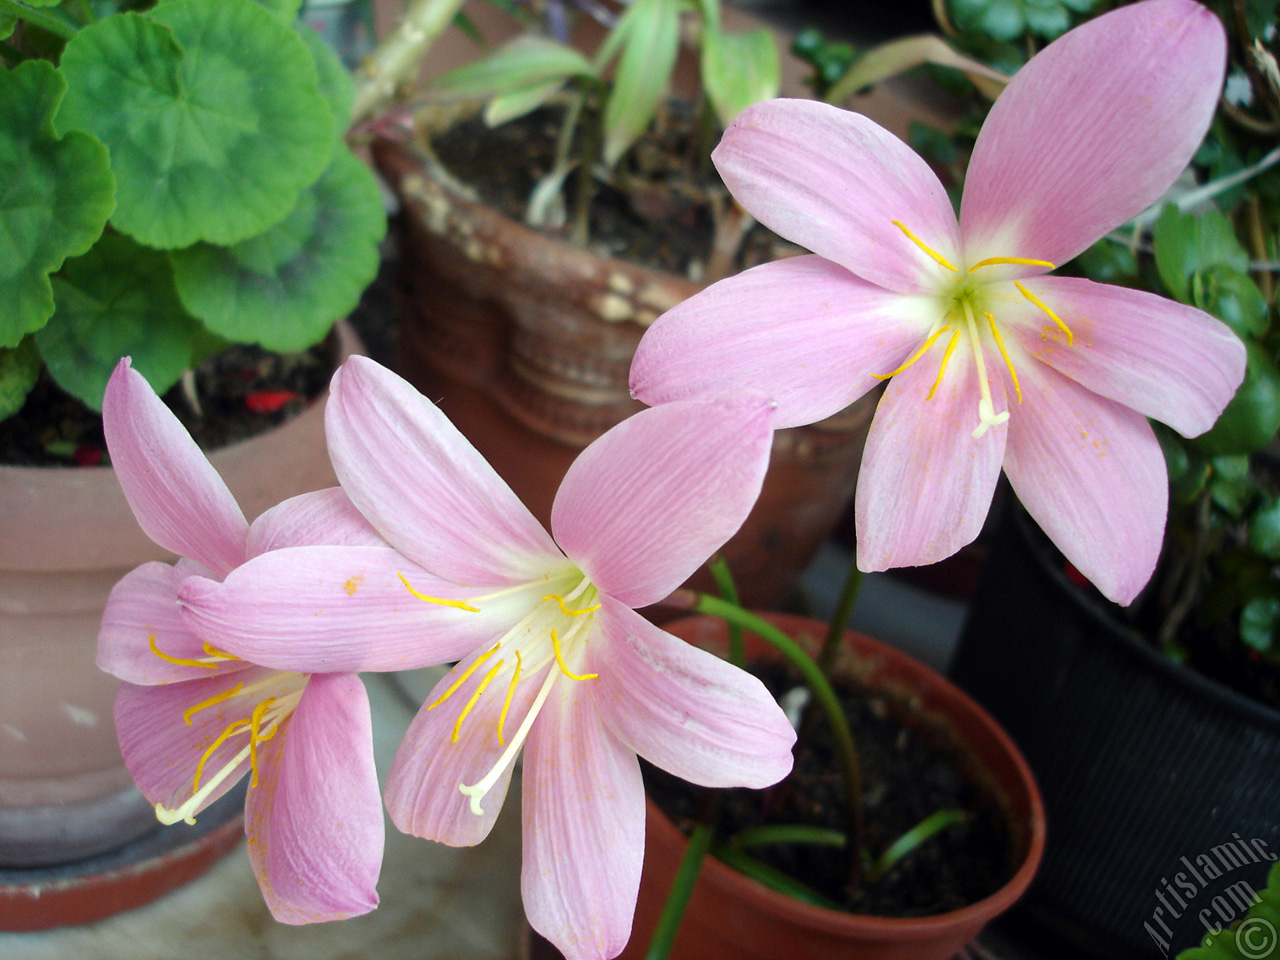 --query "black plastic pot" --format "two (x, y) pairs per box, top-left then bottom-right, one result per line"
(949, 510), (1280, 960)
